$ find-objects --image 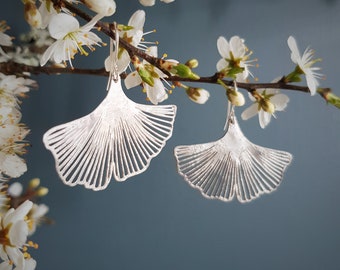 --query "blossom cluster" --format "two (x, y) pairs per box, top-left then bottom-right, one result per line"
(0, 179), (49, 270)
(0, 75), (48, 269)
(216, 35), (322, 128)
(0, 25), (49, 270)
(0, 73), (34, 179)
